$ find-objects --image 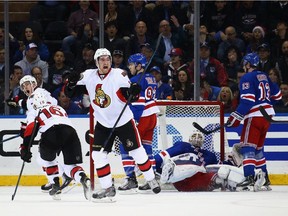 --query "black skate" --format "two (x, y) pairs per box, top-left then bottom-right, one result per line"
(59, 173), (73, 190)
(80, 173), (92, 200)
(147, 179), (161, 194)
(41, 183), (52, 193)
(92, 186), (116, 203)
(138, 182), (151, 191)
(118, 176), (138, 194)
(49, 177), (61, 200)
